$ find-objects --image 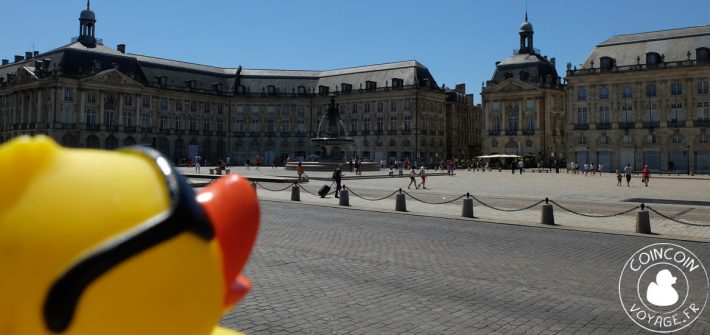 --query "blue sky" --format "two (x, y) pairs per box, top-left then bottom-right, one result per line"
(2, 1), (709, 103)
